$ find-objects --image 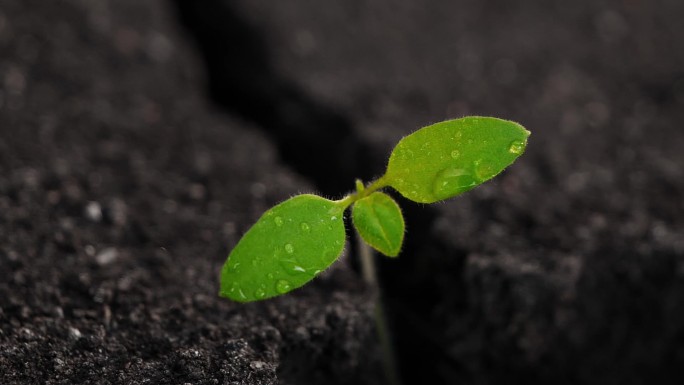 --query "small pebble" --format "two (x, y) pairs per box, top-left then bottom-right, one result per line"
(68, 327), (82, 339)
(85, 201), (103, 222)
(96, 247), (118, 265)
